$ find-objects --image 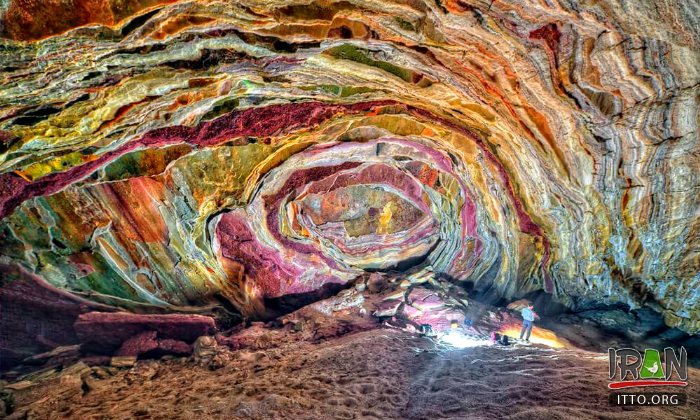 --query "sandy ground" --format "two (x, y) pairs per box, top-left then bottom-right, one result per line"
(5, 328), (698, 420)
